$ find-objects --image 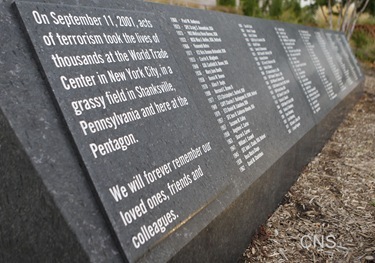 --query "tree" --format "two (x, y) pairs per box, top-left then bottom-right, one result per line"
(342, 0), (370, 39)
(316, 0), (371, 39)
